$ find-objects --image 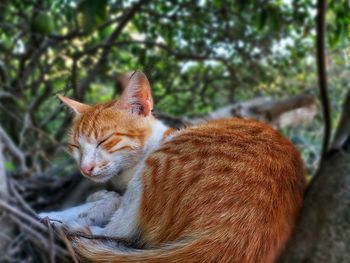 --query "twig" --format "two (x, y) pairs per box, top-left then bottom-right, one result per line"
(0, 199), (46, 232)
(7, 177), (39, 220)
(9, 214), (67, 257)
(47, 219), (56, 263)
(6, 232), (26, 257)
(78, 40), (227, 63)
(0, 125), (28, 173)
(56, 227), (79, 263)
(0, 91), (17, 101)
